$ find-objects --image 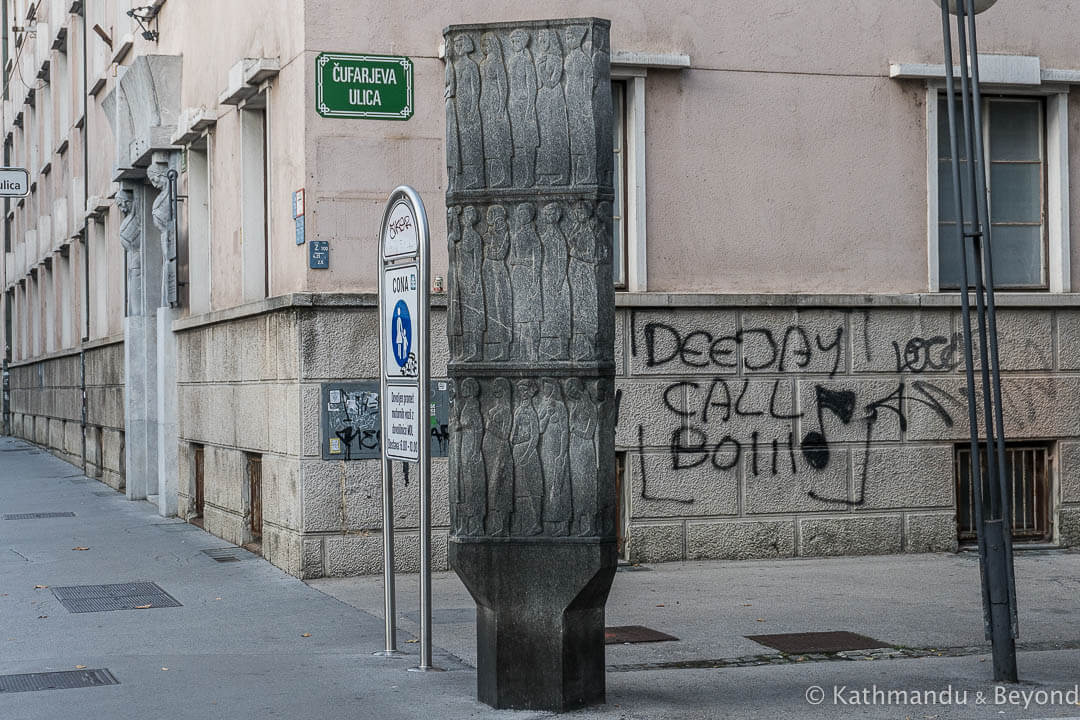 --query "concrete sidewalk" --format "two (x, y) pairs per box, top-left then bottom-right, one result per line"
(3, 435), (1080, 720)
